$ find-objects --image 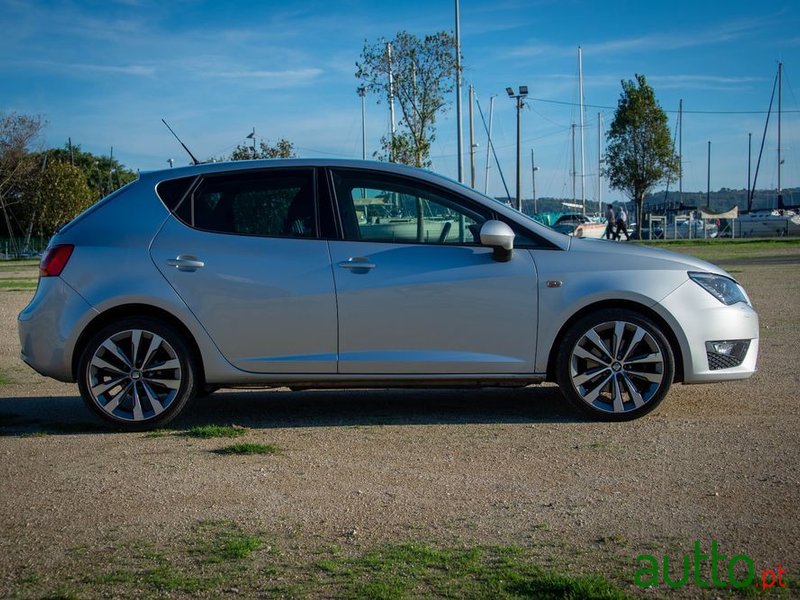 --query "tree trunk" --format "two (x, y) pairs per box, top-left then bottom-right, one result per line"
(635, 193), (645, 240)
